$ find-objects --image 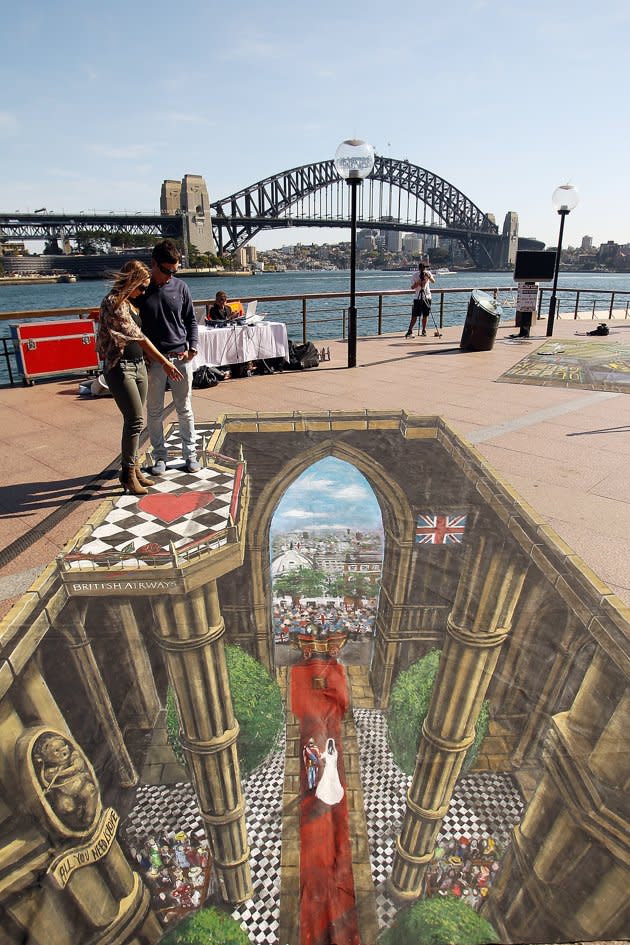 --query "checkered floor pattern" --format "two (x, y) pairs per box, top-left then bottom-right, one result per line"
(74, 466), (235, 557)
(353, 708), (525, 928)
(122, 710), (525, 942)
(122, 745), (285, 942)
